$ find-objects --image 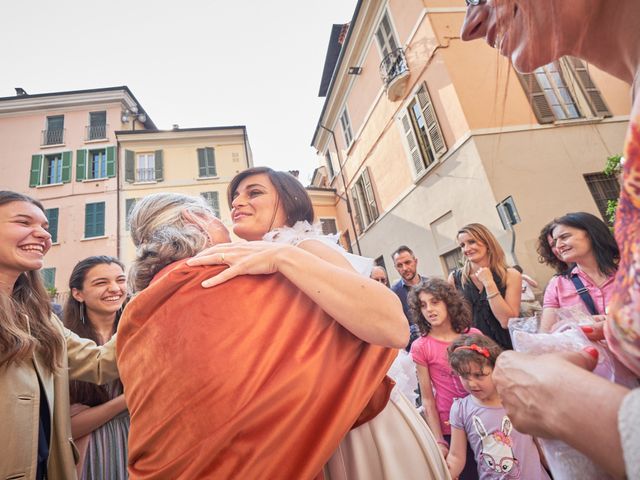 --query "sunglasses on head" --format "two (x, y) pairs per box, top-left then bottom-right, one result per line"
(465, 0), (486, 5)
